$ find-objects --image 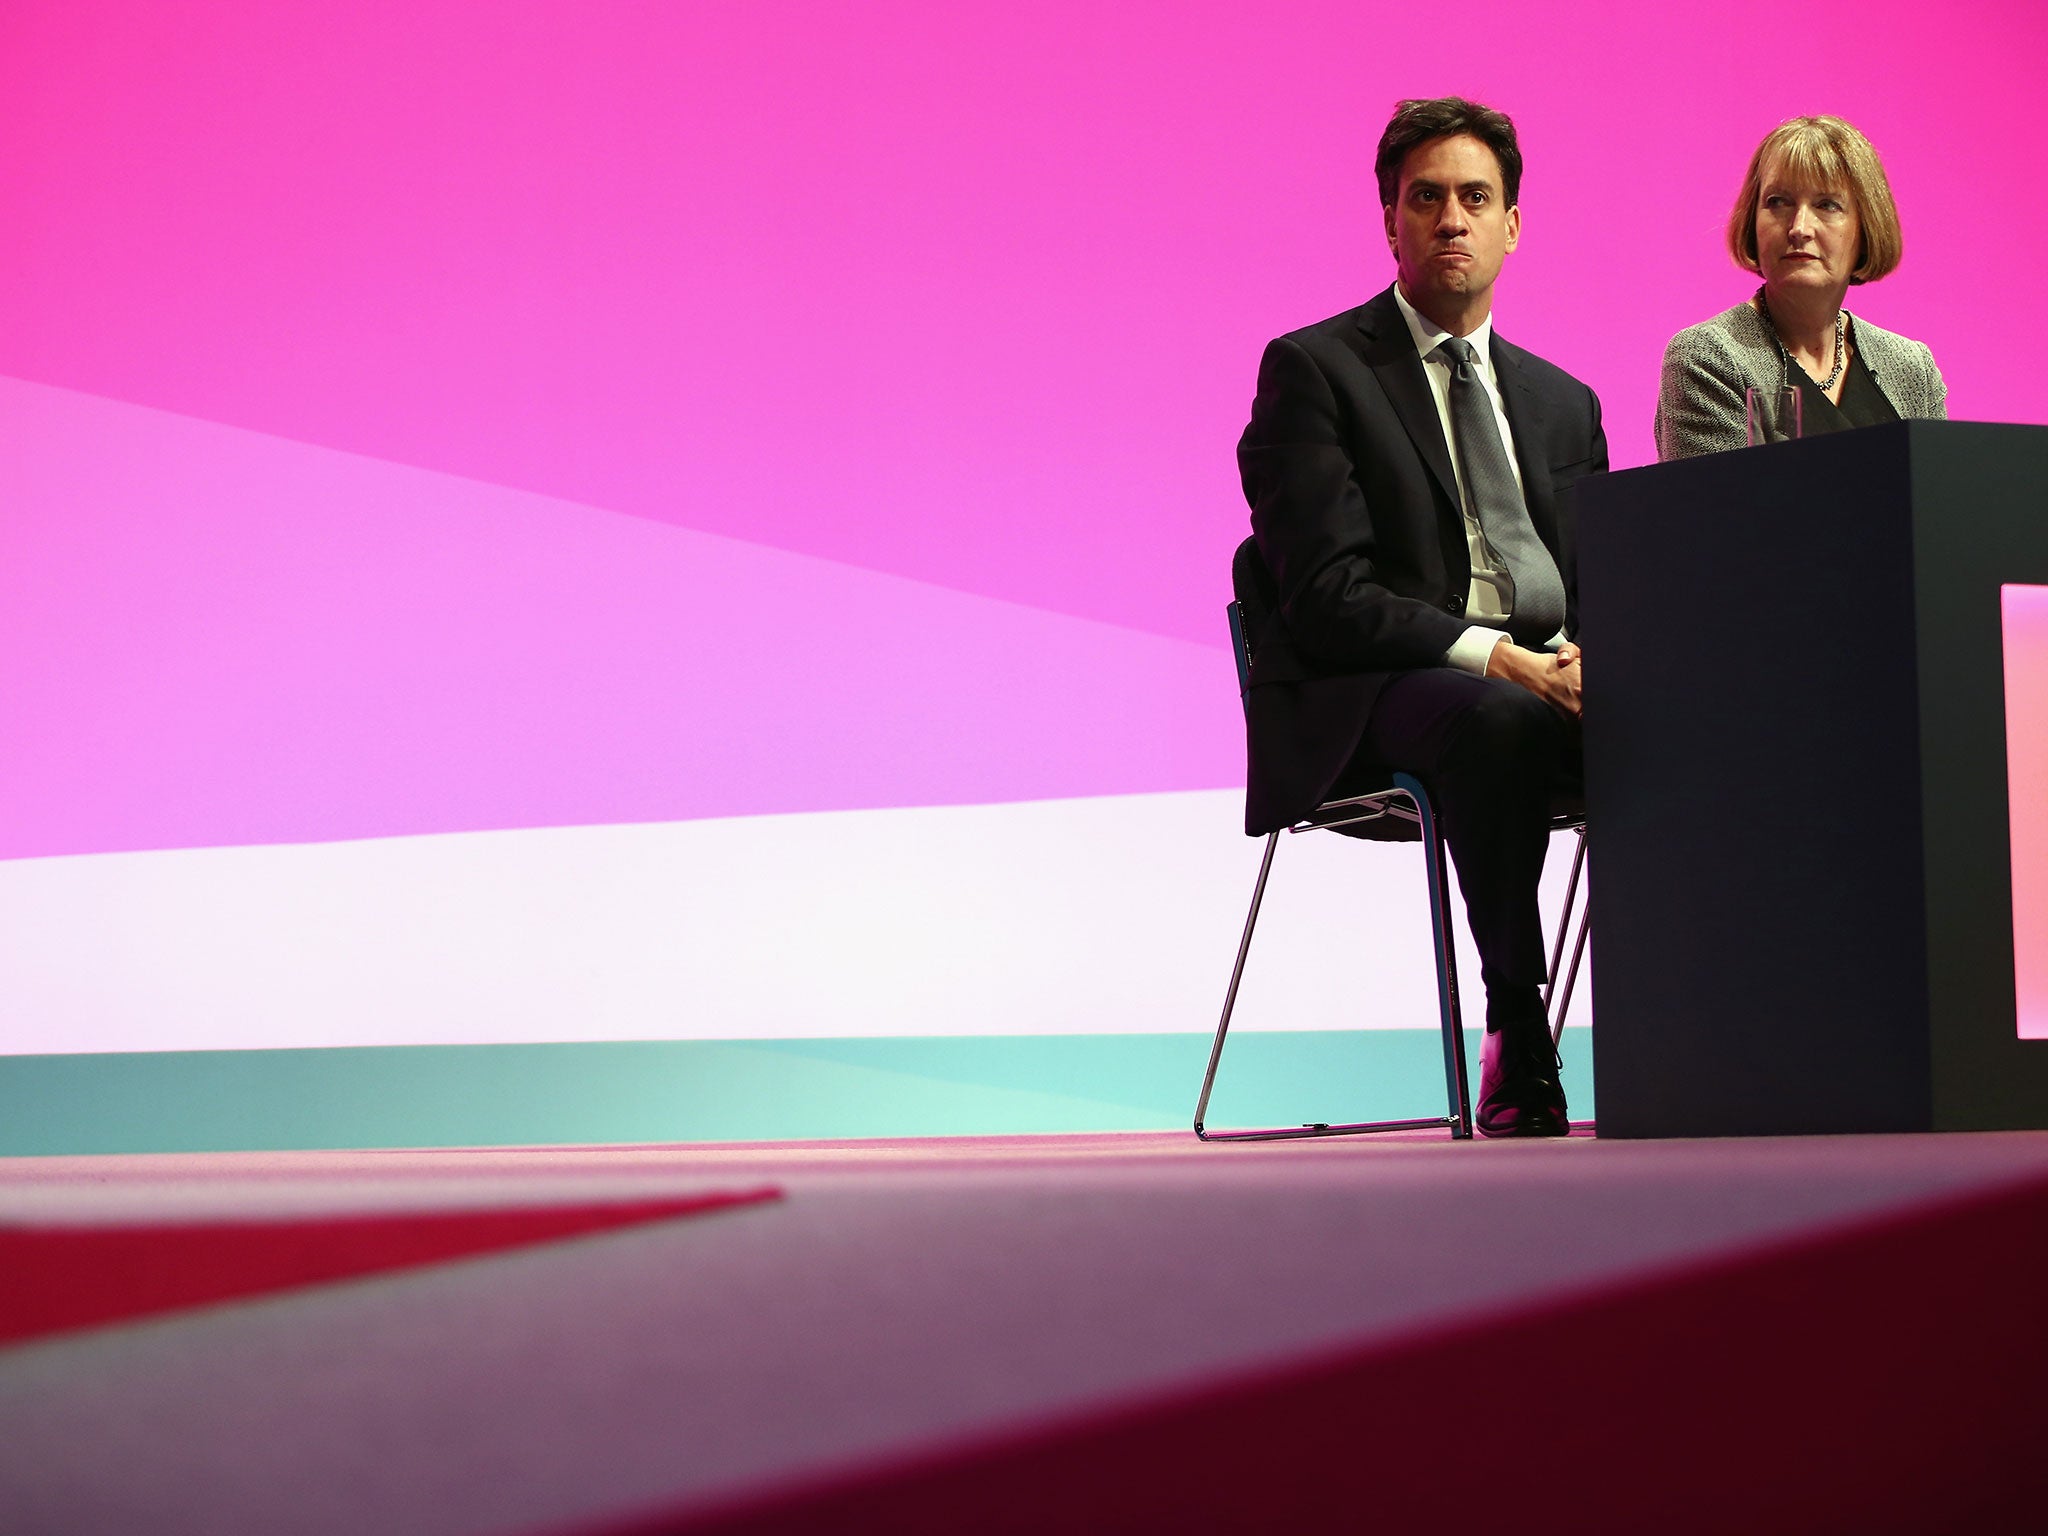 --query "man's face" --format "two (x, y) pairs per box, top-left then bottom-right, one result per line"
(1384, 133), (1520, 319)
